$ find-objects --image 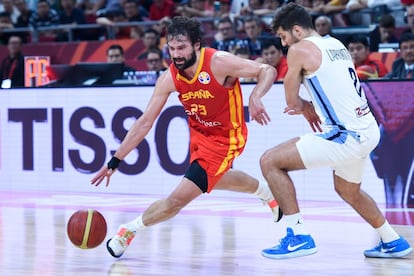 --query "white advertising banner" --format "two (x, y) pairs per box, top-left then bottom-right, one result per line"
(0, 84), (384, 202)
